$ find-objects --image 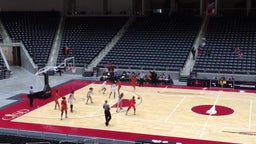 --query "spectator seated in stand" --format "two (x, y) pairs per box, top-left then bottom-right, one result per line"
(238, 52), (244, 58)
(229, 76), (234, 81)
